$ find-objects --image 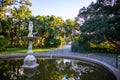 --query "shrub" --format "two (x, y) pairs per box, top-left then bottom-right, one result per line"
(71, 41), (79, 52)
(44, 37), (61, 48)
(0, 35), (8, 51)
